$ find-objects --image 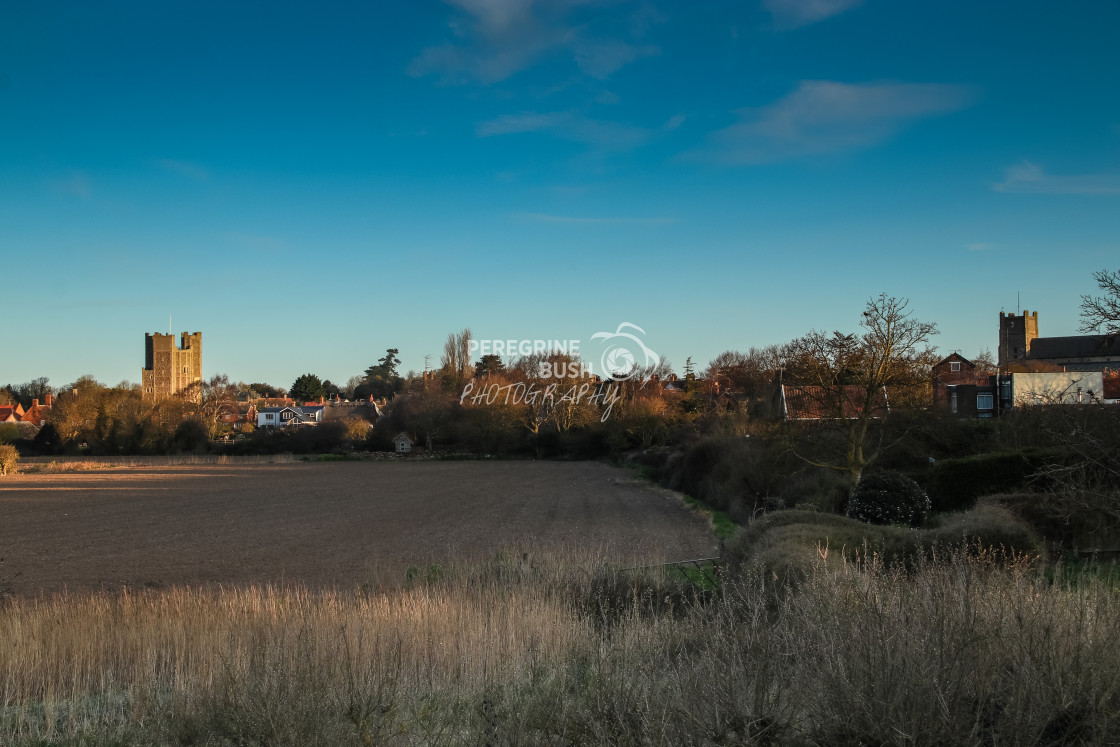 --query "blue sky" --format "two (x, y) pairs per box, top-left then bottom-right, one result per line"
(2, 0), (1118, 389)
